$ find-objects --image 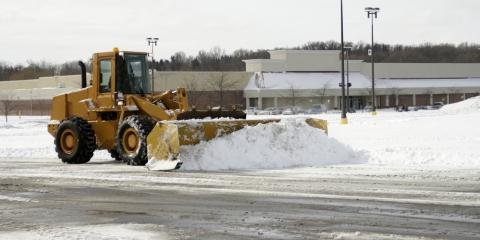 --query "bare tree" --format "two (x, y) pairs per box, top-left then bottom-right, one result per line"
(309, 83), (330, 112)
(183, 77), (200, 108)
(207, 72), (238, 107)
(423, 89), (434, 105)
(446, 86), (462, 103)
(312, 83), (329, 104)
(388, 87), (401, 106)
(364, 88), (373, 106)
(289, 84), (297, 108)
(0, 93), (17, 123)
(278, 83), (303, 111)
